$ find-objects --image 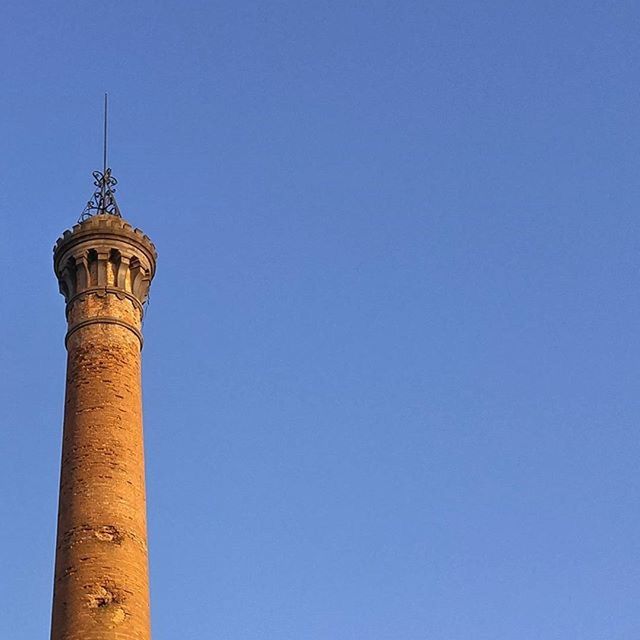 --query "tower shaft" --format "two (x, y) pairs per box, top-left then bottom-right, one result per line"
(51, 215), (157, 640)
